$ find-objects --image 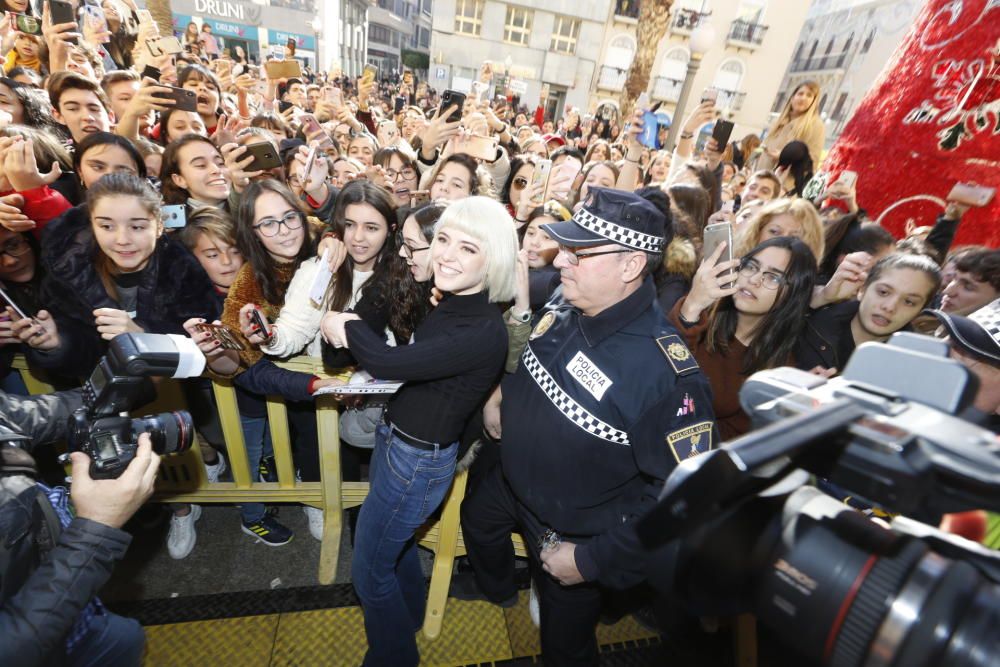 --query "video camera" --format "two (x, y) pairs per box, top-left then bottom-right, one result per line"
(639, 334), (1000, 666)
(67, 333), (207, 479)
